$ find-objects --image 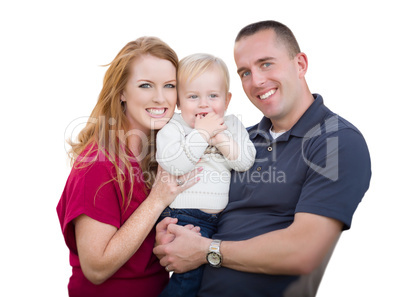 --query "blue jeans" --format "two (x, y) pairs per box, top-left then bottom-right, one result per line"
(158, 207), (219, 297)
